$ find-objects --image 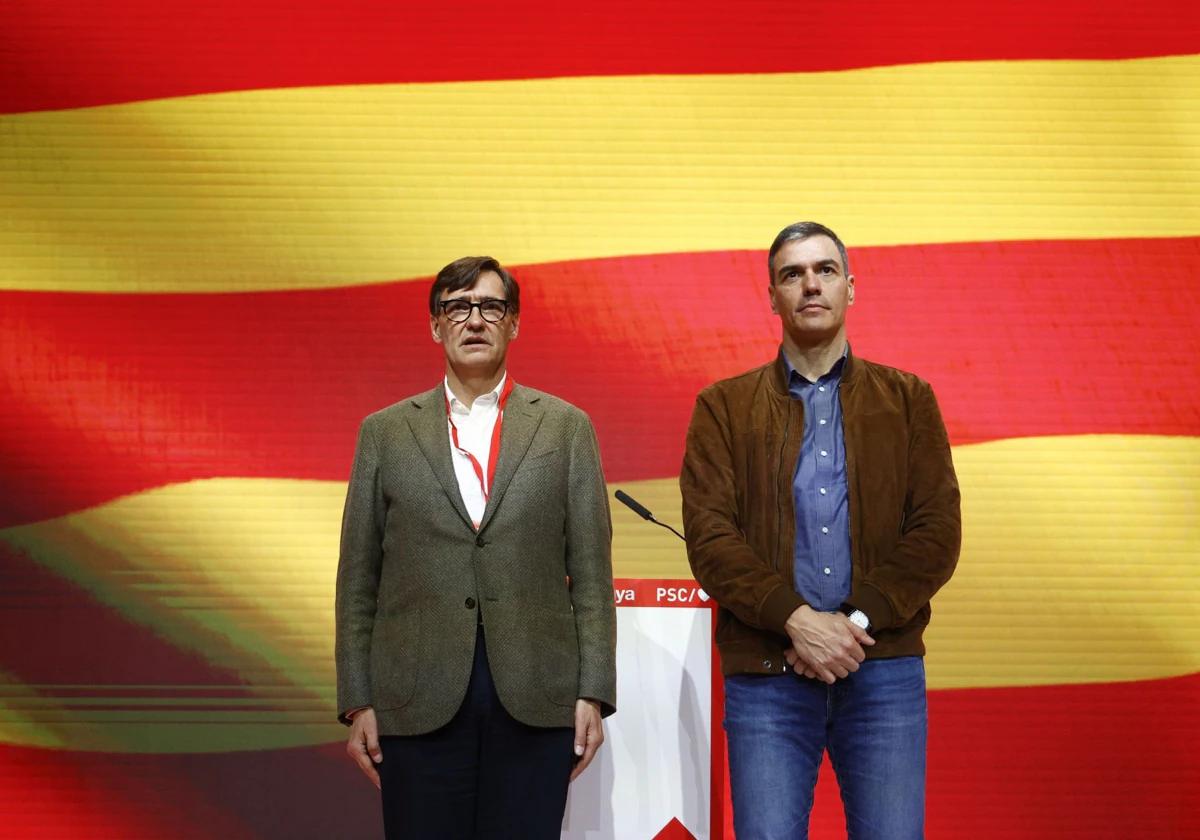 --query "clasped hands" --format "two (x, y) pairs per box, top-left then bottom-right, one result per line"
(783, 604), (875, 683)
